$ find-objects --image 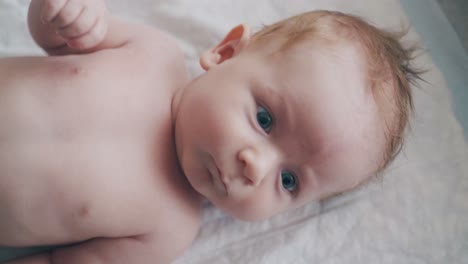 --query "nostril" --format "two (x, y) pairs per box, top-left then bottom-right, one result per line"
(243, 176), (254, 186)
(243, 173), (259, 186)
(243, 164), (263, 186)
(237, 148), (253, 164)
(238, 147), (265, 186)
